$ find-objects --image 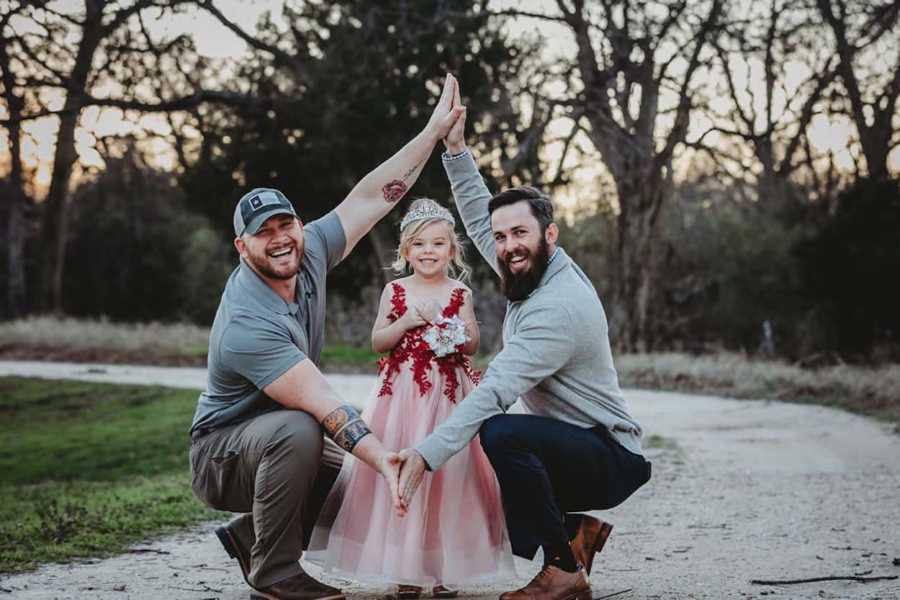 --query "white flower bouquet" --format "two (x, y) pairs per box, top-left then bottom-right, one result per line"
(423, 315), (469, 357)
